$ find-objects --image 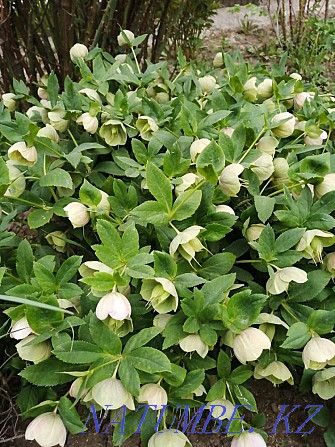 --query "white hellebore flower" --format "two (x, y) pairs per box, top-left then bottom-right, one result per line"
(273, 158), (289, 185)
(2, 92), (16, 111)
(243, 77), (258, 101)
(271, 112), (296, 138)
(100, 119), (127, 146)
(69, 377), (88, 399)
(38, 87), (48, 100)
(76, 112), (98, 134)
(199, 75), (217, 94)
(266, 267), (308, 295)
(141, 277), (178, 313)
(96, 291), (131, 321)
(296, 229), (335, 263)
(136, 115), (158, 141)
(222, 127), (234, 137)
(324, 252), (335, 276)
(302, 337), (335, 370)
(115, 54), (127, 63)
(214, 204), (235, 215)
(254, 361), (294, 385)
(138, 383), (168, 410)
(205, 399), (235, 420)
(64, 202), (90, 228)
(190, 138), (211, 162)
(46, 231), (67, 253)
(231, 431), (266, 447)
(175, 173), (202, 195)
(148, 430), (192, 447)
(294, 92), (314, 110)
(37, 124), (59, 143)
(79, 261), (113, 278)
(246, 224), (265, 242)
(70, 43), (88, 62)
(169, 225), (205, 263)
(79, 88), (101, 104)
(117, 29), (135, 46)
(16, 335), (51, 364)
(8, 141), (37, 167)
(290, 72), (302, 80)
(27, 106), (48, 123)
(315, 173), (335, 198)
(4, 161), (26, 198)
(48, 109), (69, 132)
(25, 412), (67, 447)
(213, 52), (223, 68)
(219, 163), (244, 197)
(92, 377), (135, 409)
(305, 130), (327, 146)
(257, 78), (273, 99)
(250, 154), (274, 181)
(312, 367), (335, 400)
(256, 136), (279, 157)
(179, 333), (209, 358)
(233, 327), (271, 364)
(10, 317), (33, 340)
(153, 313), (173, 330)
